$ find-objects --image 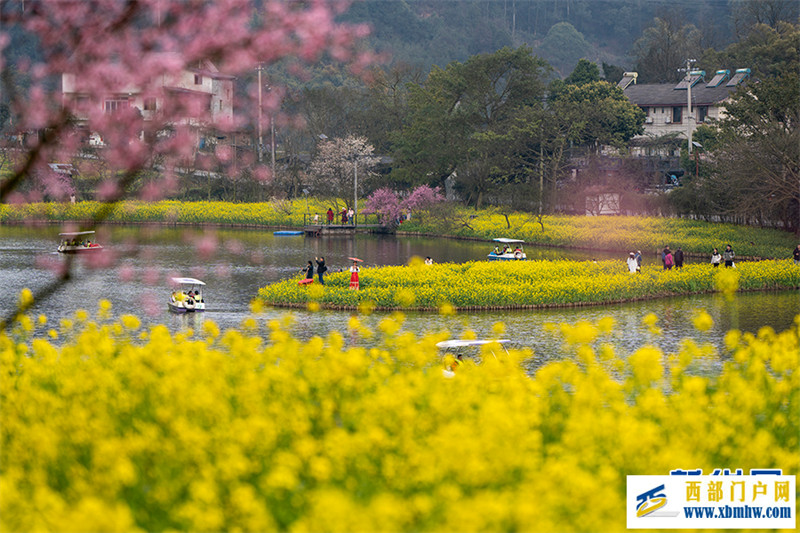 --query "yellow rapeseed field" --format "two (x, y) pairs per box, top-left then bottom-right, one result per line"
(258, 258), (800, 310)
(1, 295), (798, 532)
